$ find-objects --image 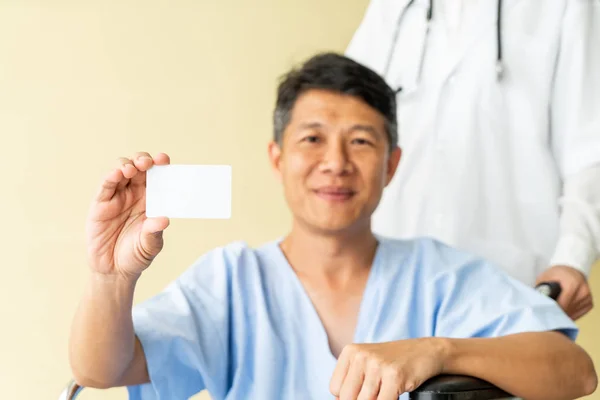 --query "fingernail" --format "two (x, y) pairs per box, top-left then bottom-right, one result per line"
(138, 156), (152, 161)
